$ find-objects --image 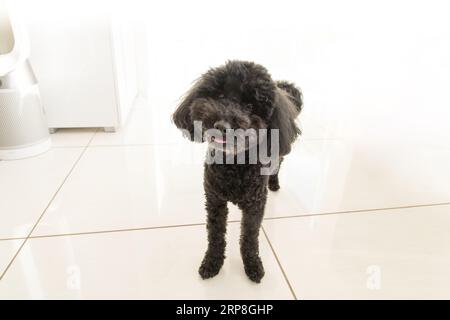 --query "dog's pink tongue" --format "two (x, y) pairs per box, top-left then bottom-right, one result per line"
(213, 136), (225, 143)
